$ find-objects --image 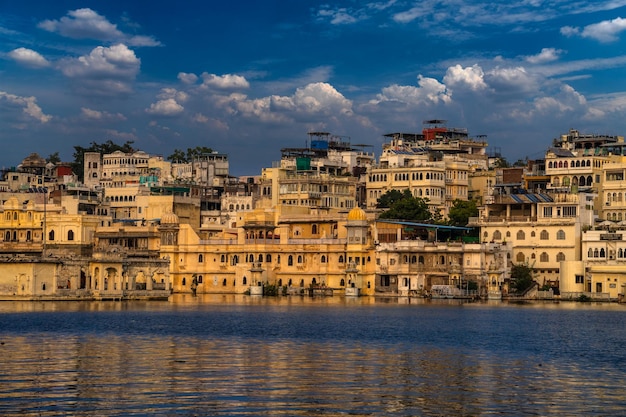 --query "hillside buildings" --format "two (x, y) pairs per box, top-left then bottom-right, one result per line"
(2, 125), (626, 302)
